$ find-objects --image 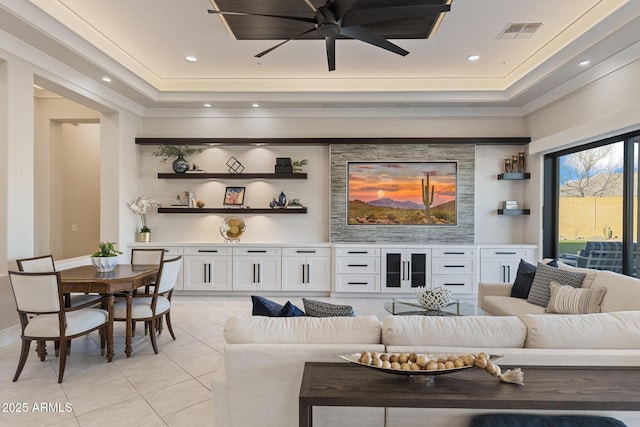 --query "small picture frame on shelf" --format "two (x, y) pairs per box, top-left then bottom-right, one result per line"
(223, 187), (245, 206)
